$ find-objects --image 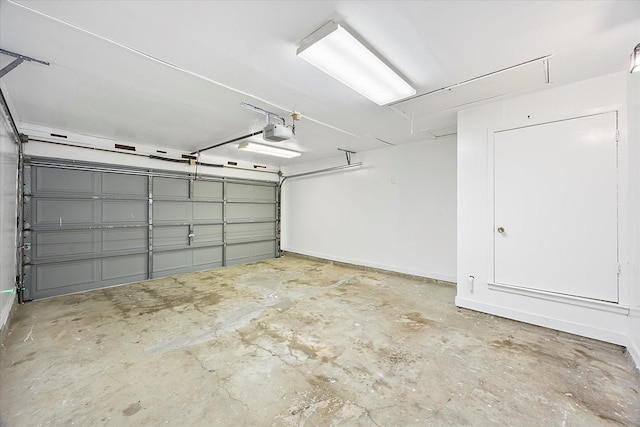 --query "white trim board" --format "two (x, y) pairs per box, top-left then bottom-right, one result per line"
(455, 296), (628, 347)
(0, 291), (16, 331)
(628, 335), (640, 372)
(487, 282), (629, 316)
(284, 248), (456, 283)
